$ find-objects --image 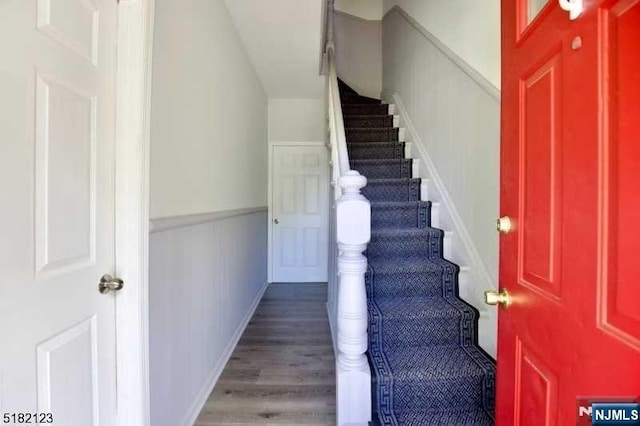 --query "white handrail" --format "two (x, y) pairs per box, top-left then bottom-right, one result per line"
(326, 48), (351, 176)
(323, 1), (372, 424)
